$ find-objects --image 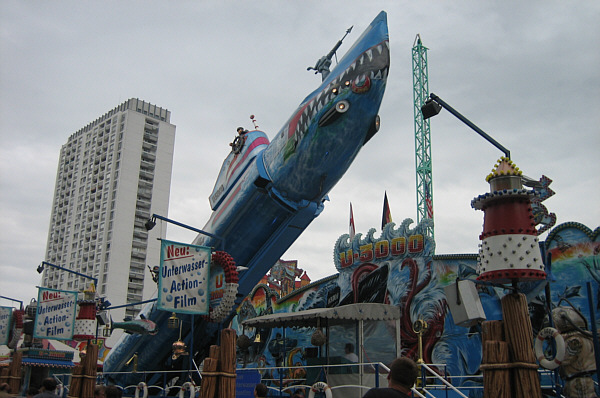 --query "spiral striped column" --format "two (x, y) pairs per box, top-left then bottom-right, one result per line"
(471, 158), (546, 283)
